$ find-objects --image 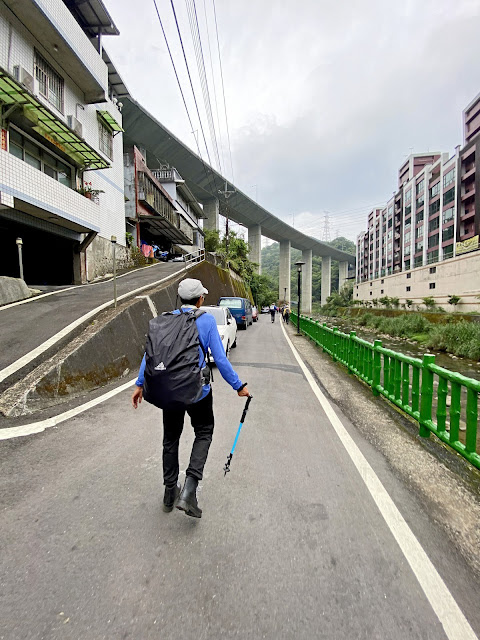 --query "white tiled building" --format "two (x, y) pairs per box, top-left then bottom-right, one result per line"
(0, 0), (128, 284)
